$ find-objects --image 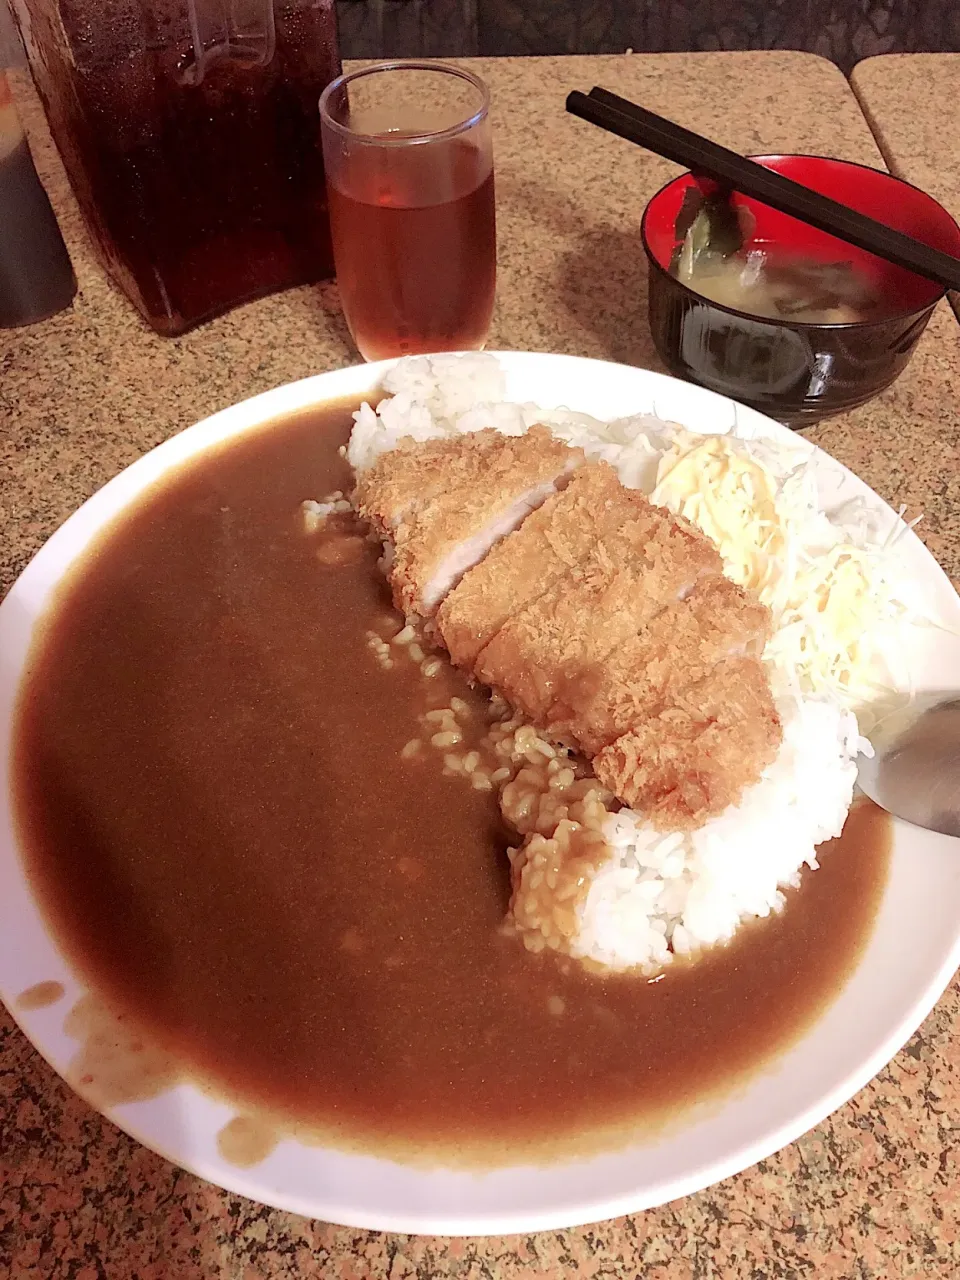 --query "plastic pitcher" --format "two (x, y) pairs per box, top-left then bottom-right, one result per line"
(10, 0), (340, 334)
